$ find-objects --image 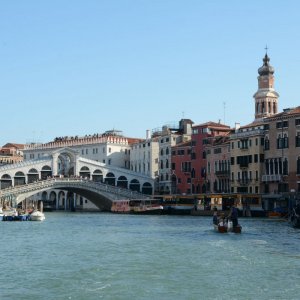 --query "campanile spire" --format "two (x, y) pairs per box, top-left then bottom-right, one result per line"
(253, 51), (279, 121)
